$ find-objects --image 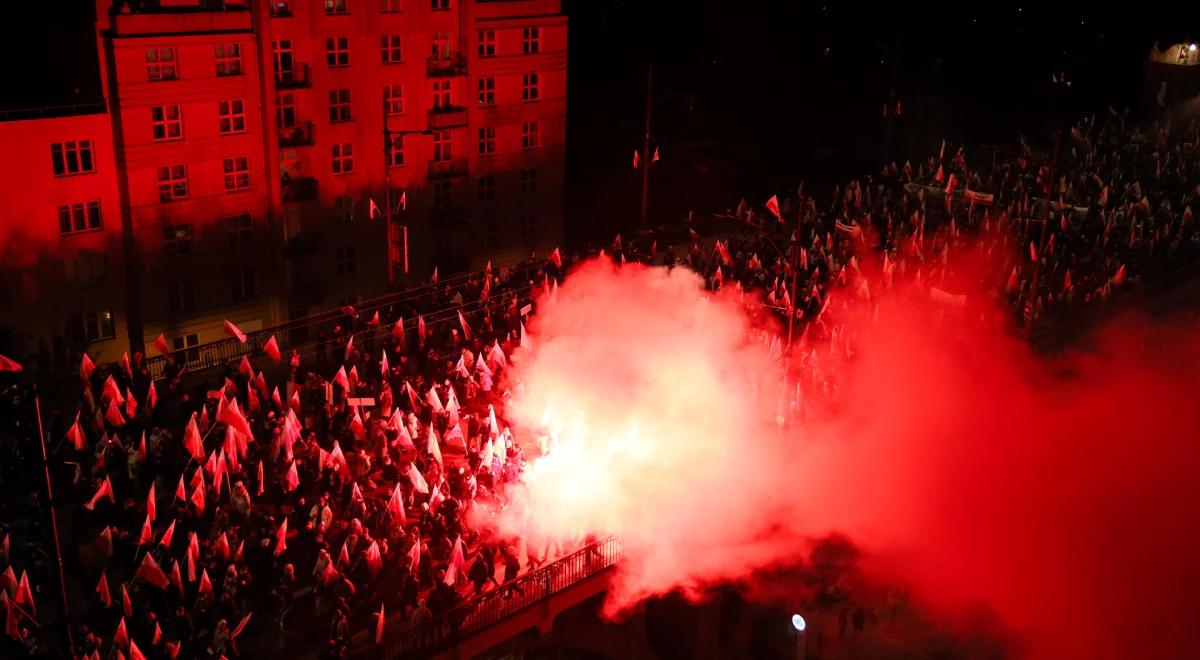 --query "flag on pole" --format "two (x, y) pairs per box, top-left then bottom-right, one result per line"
(376, 603), (386, 644)
(232, 612), (253, 639)
(264, 335), (281, 362)
(68, 413), (87, 451)
(146, 482), (156, 521)
(0, 355), (21, 372)
(146, 382), (157, 411)
(417, 315), (427, 344)
(84, 476), (114, 510)
(549, 247), (563, 269)
(444, 536), (464, 585)
(159, 520), (175, 548)
(764, 195), (781, 222)
(457, 310), (473, 341)
(369, 198), (381, 219)
(632, 149), (640, 169)
(135, 553), (170, 590)
(275, 518), (288, 556)
(407, 463), (428, 494)
(154, 334), (171, 356)
(387, 483), (406, 523)
(96, 572), (112, 608)
(223, 319), (247, 343)
(430, 267), (438, 286)
(80, 353), (95, 383)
